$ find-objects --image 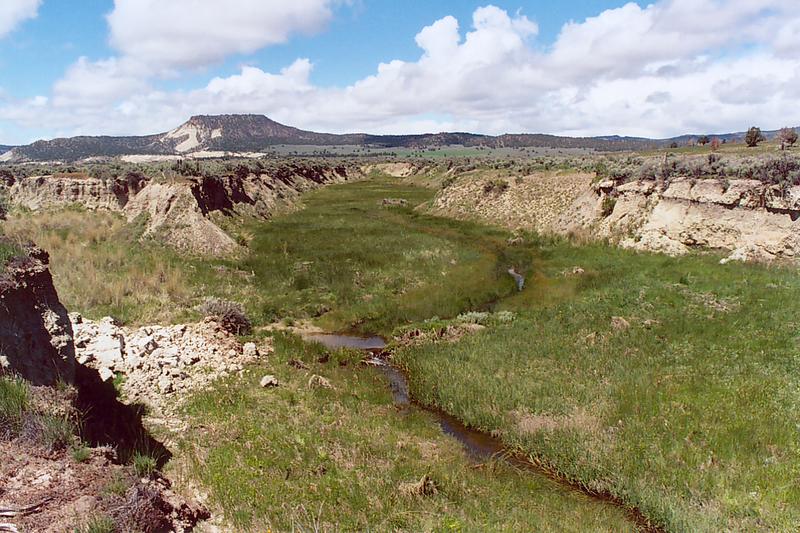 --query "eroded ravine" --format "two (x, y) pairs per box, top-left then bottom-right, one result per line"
(304, 333), (662, 532)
